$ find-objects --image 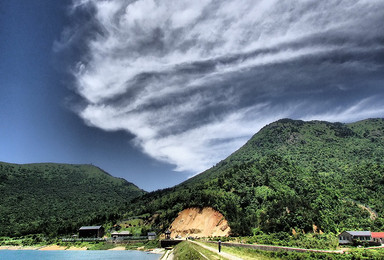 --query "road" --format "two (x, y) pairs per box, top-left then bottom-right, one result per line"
(190, 241), (244, 260)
